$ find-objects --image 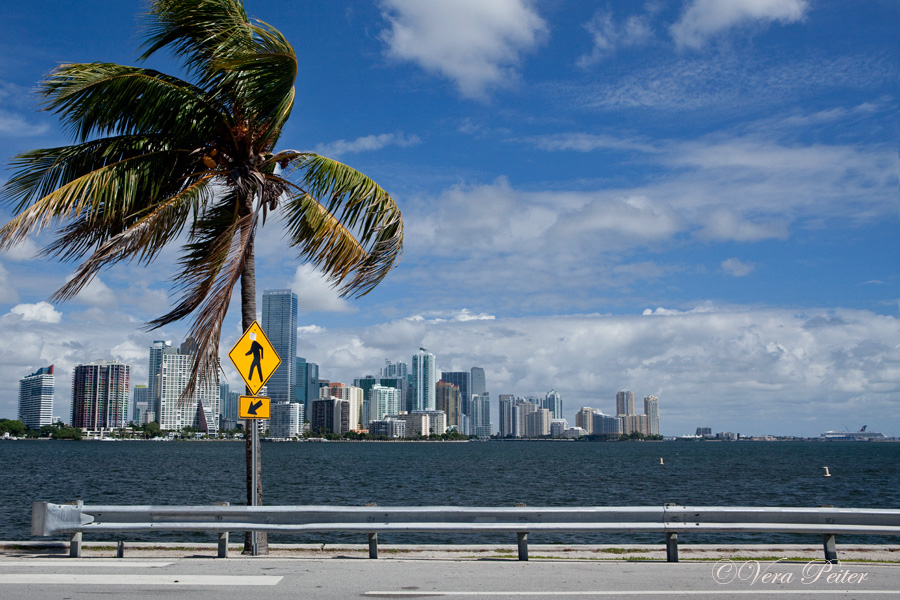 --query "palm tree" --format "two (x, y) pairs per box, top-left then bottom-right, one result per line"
(0, 0), (402, 554)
